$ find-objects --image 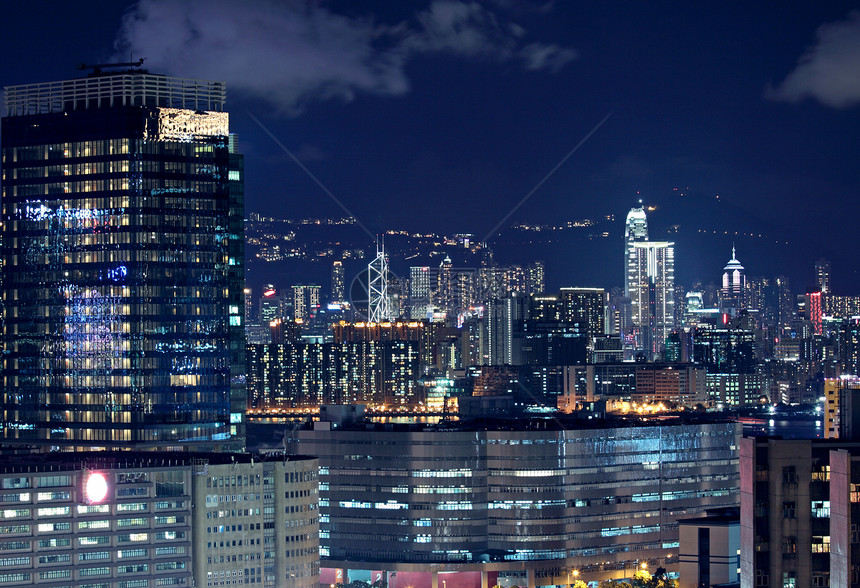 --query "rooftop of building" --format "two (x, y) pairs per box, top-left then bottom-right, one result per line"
(748, 437), (860, 450)
(723, 246), (744, 271)
(678, 506), (740, 526)
(625, 206), (647, 221)
(4, 68), (226, 116)
(0, 451), (315, 474)
(277, 411), (736, 435)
